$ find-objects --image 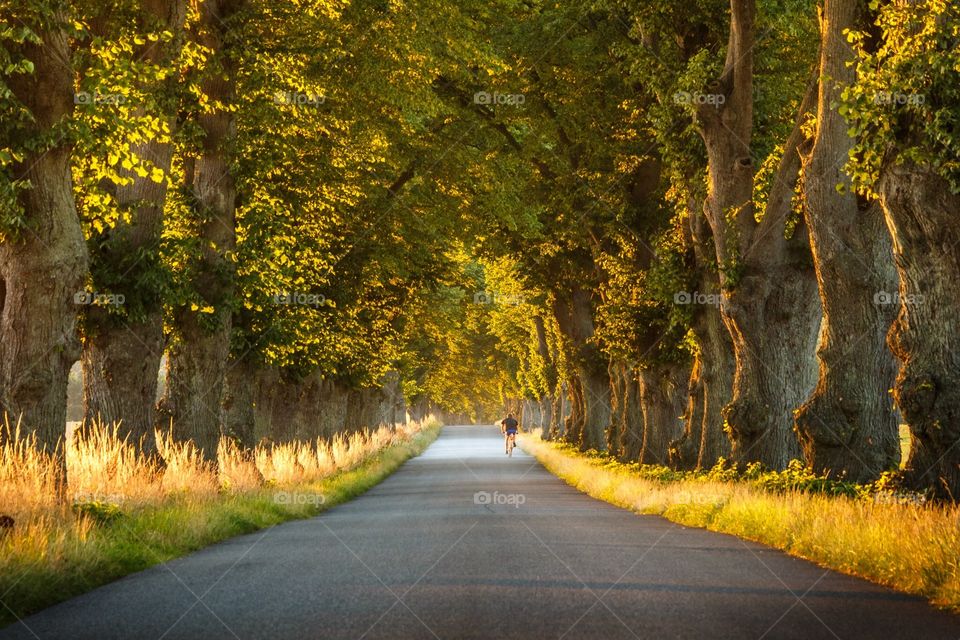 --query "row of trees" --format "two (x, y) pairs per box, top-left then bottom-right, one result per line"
(2, 0), (958, 499)
(0, 0), (501, 471)
(431, 0), (960, 499)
